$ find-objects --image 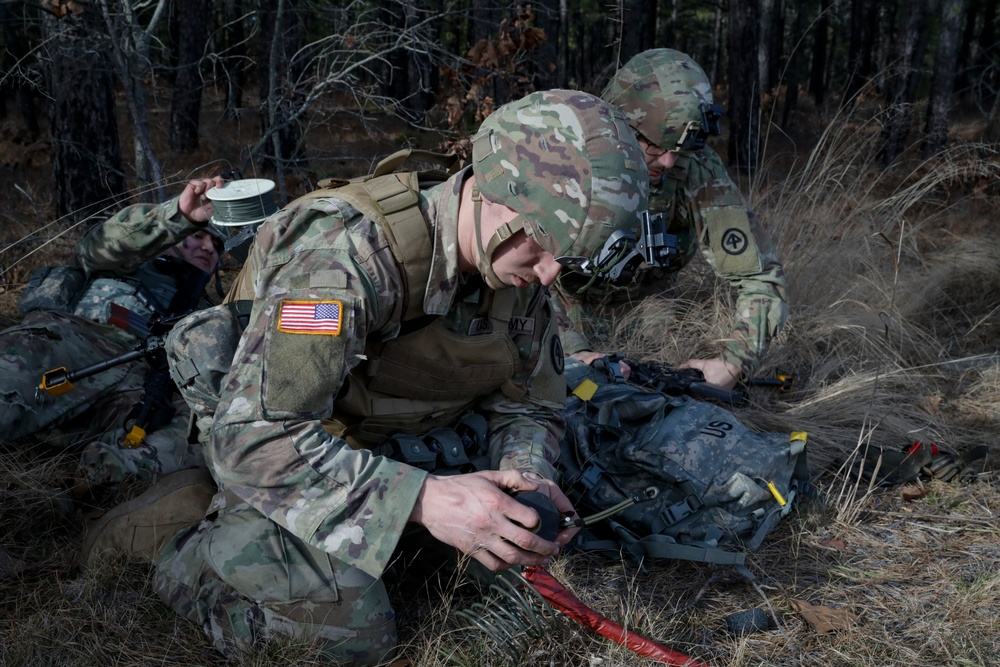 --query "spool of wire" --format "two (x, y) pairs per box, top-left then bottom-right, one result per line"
(206, 178), (278, 227)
